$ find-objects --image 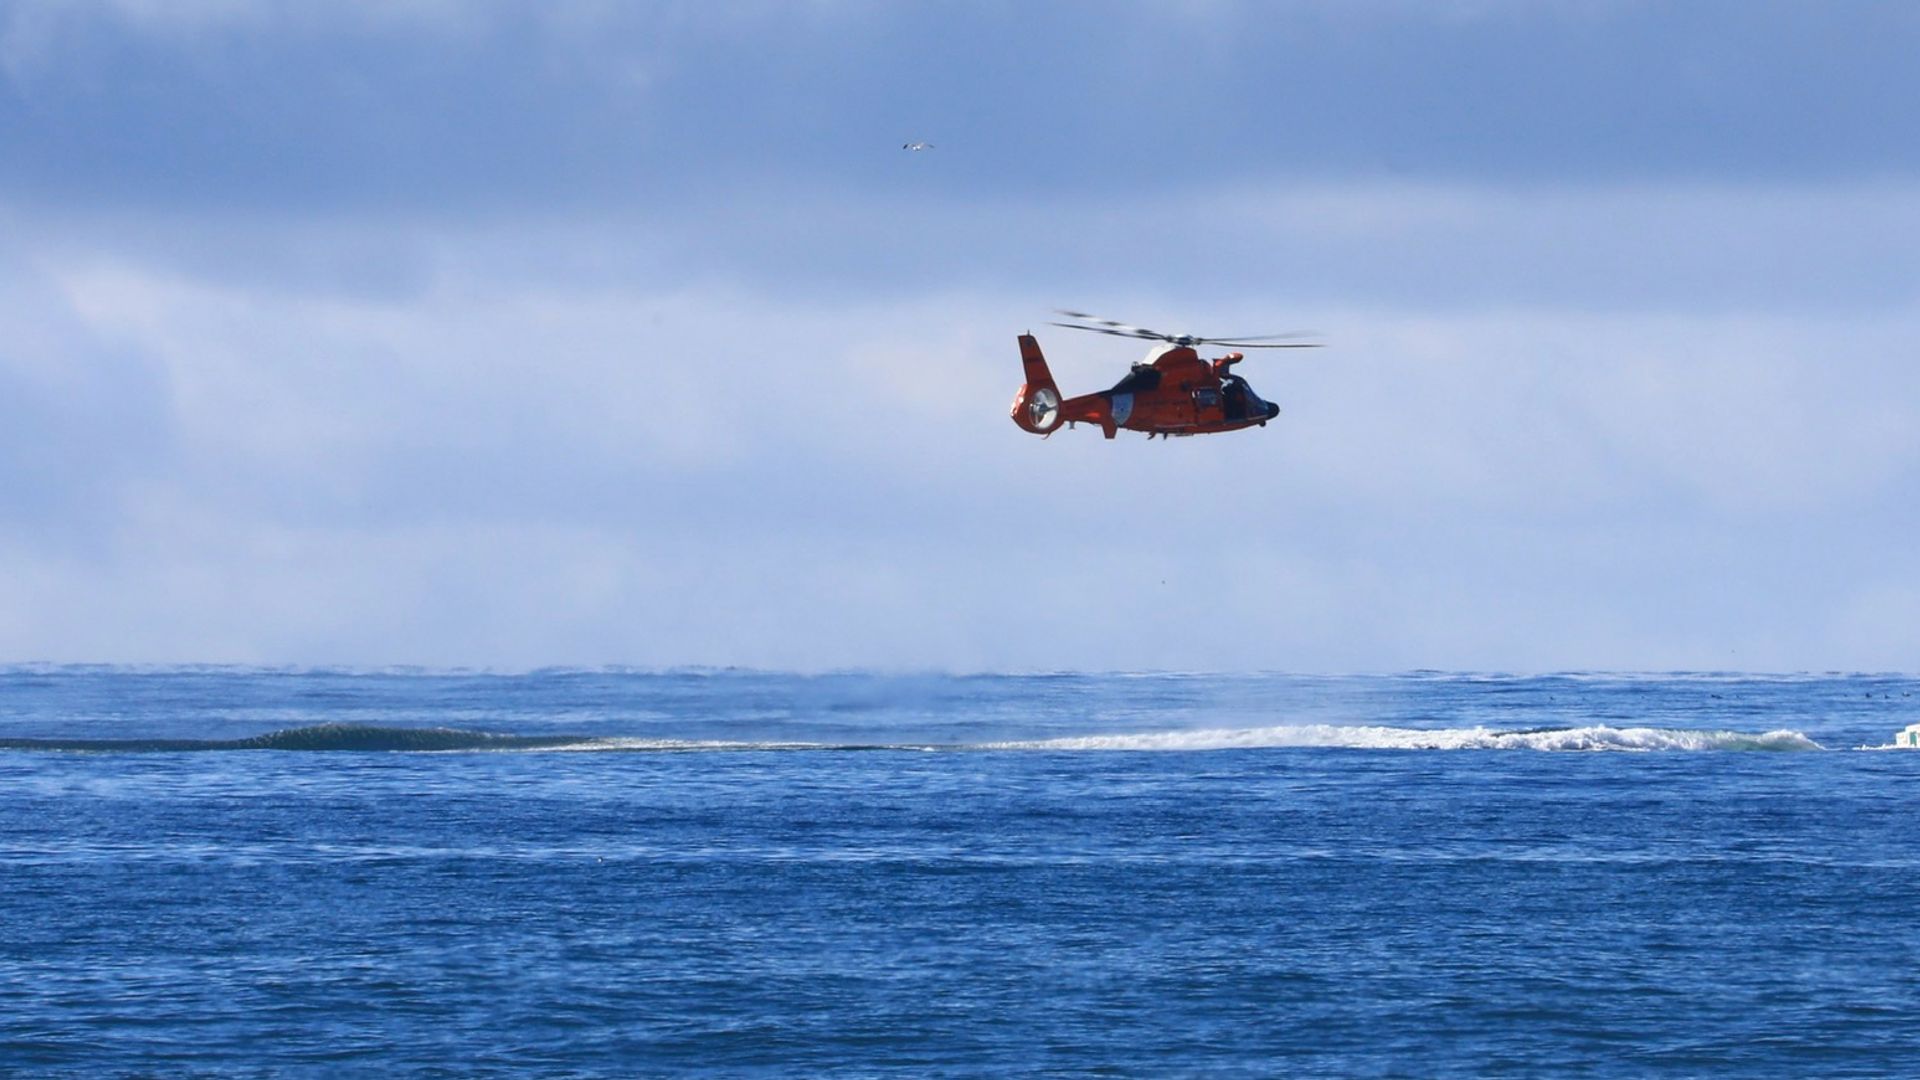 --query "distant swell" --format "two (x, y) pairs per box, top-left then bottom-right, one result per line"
(0, 721), (1825, 753)
(0, 723), (589, 753)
